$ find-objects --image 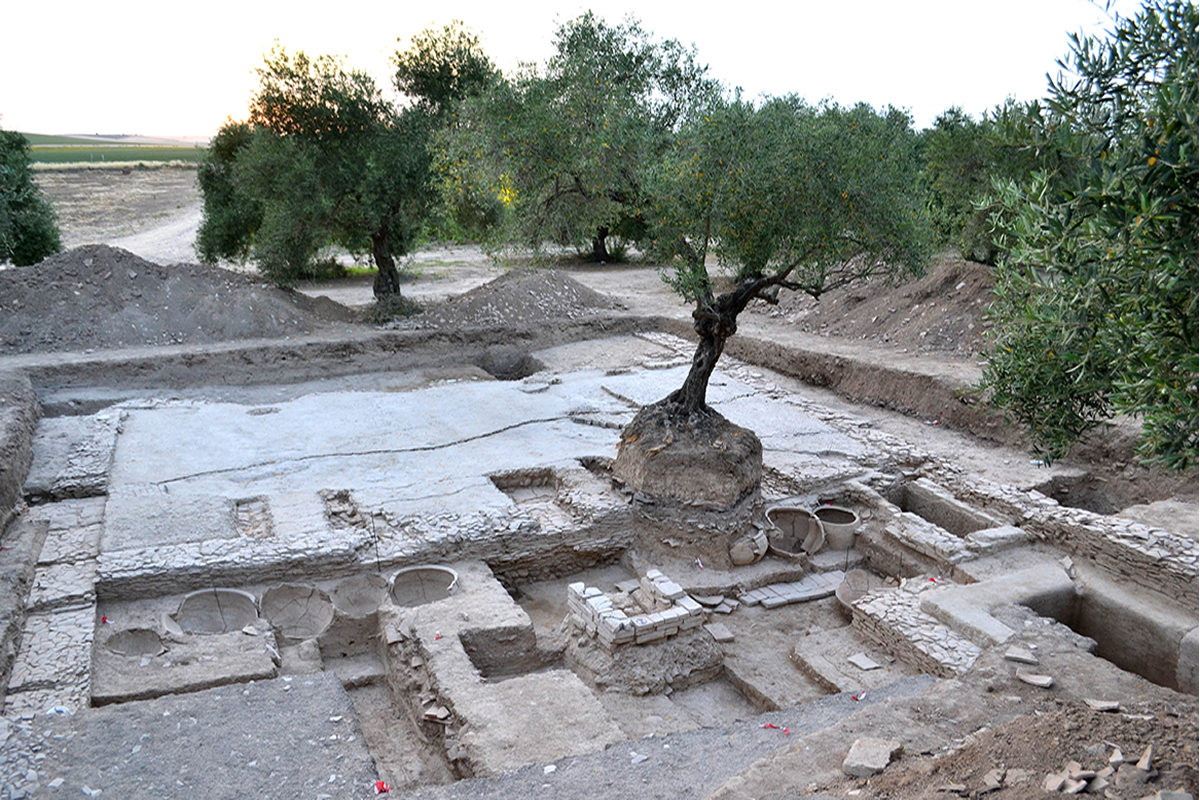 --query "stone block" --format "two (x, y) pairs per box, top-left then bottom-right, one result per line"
(676, 596), (702, 614)
(635, 626), (669, 644)
(656, 580), (685, 601)
(704, 622), (734, 643)
(965, 525), (1031, 555)
(843, 737), (903, 778)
